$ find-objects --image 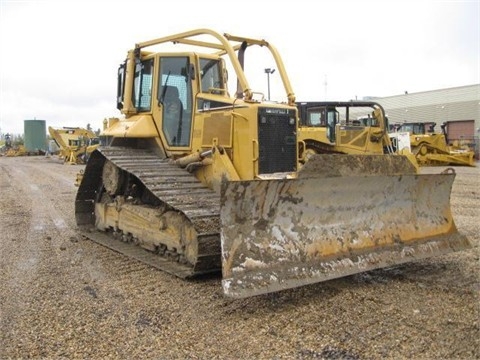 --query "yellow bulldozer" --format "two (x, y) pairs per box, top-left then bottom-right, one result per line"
(296, 101), (418, 168)
(2, 134), (27, 157)
(48, 126), (100, 164)
(75, 29), (470, 299)
(391, 121), (476, 167)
